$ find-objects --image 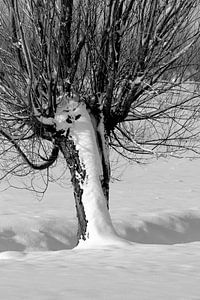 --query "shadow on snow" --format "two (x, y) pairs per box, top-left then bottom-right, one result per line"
(1, 211), (200, 251)
(116, 211), (200, 245)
